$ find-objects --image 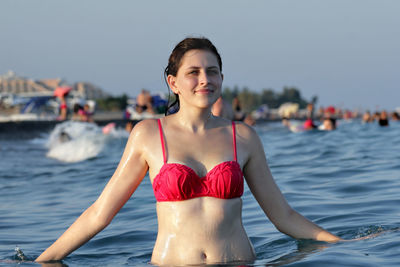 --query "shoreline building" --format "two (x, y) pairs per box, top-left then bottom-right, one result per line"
(0, 70), (109, 100)
(0, 71), (54, 96)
